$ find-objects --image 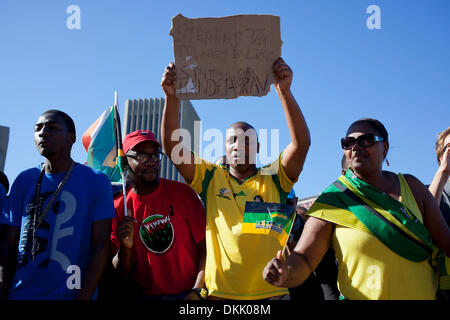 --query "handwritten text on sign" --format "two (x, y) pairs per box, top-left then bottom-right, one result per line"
(170, 14), (282, 100)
